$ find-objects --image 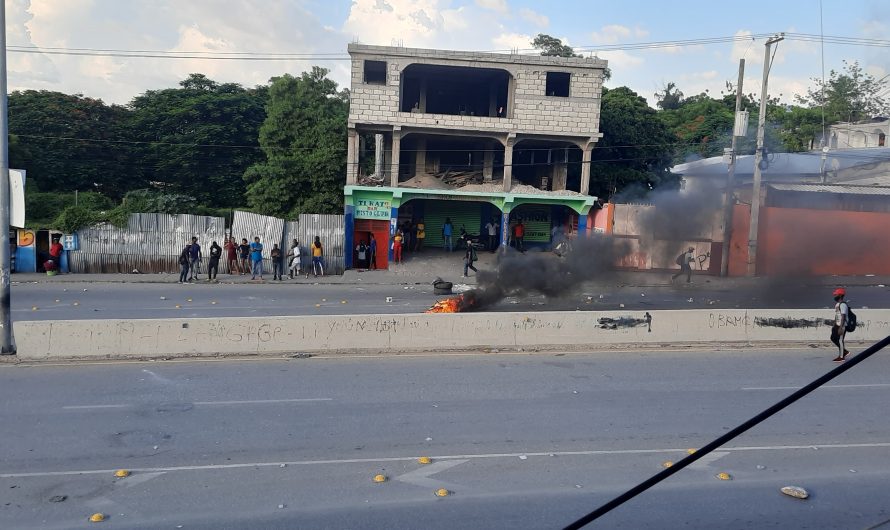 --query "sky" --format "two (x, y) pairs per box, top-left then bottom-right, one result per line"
(6, 0), (890, 107)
